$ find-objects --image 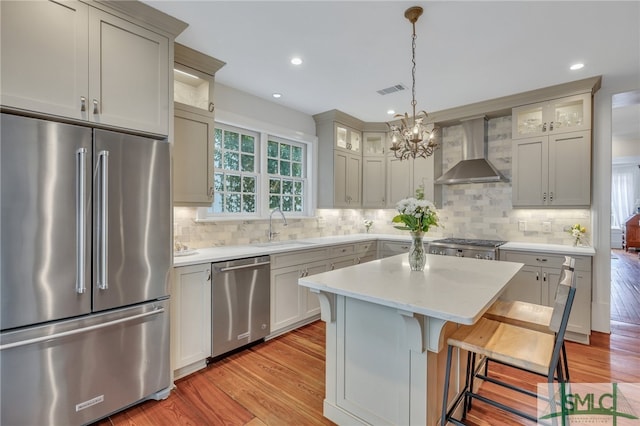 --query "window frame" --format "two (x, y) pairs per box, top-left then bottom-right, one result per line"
(197, 120), (314, 221)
